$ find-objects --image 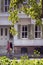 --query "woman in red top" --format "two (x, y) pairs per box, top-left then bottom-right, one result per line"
(7, 41), (10, 53)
